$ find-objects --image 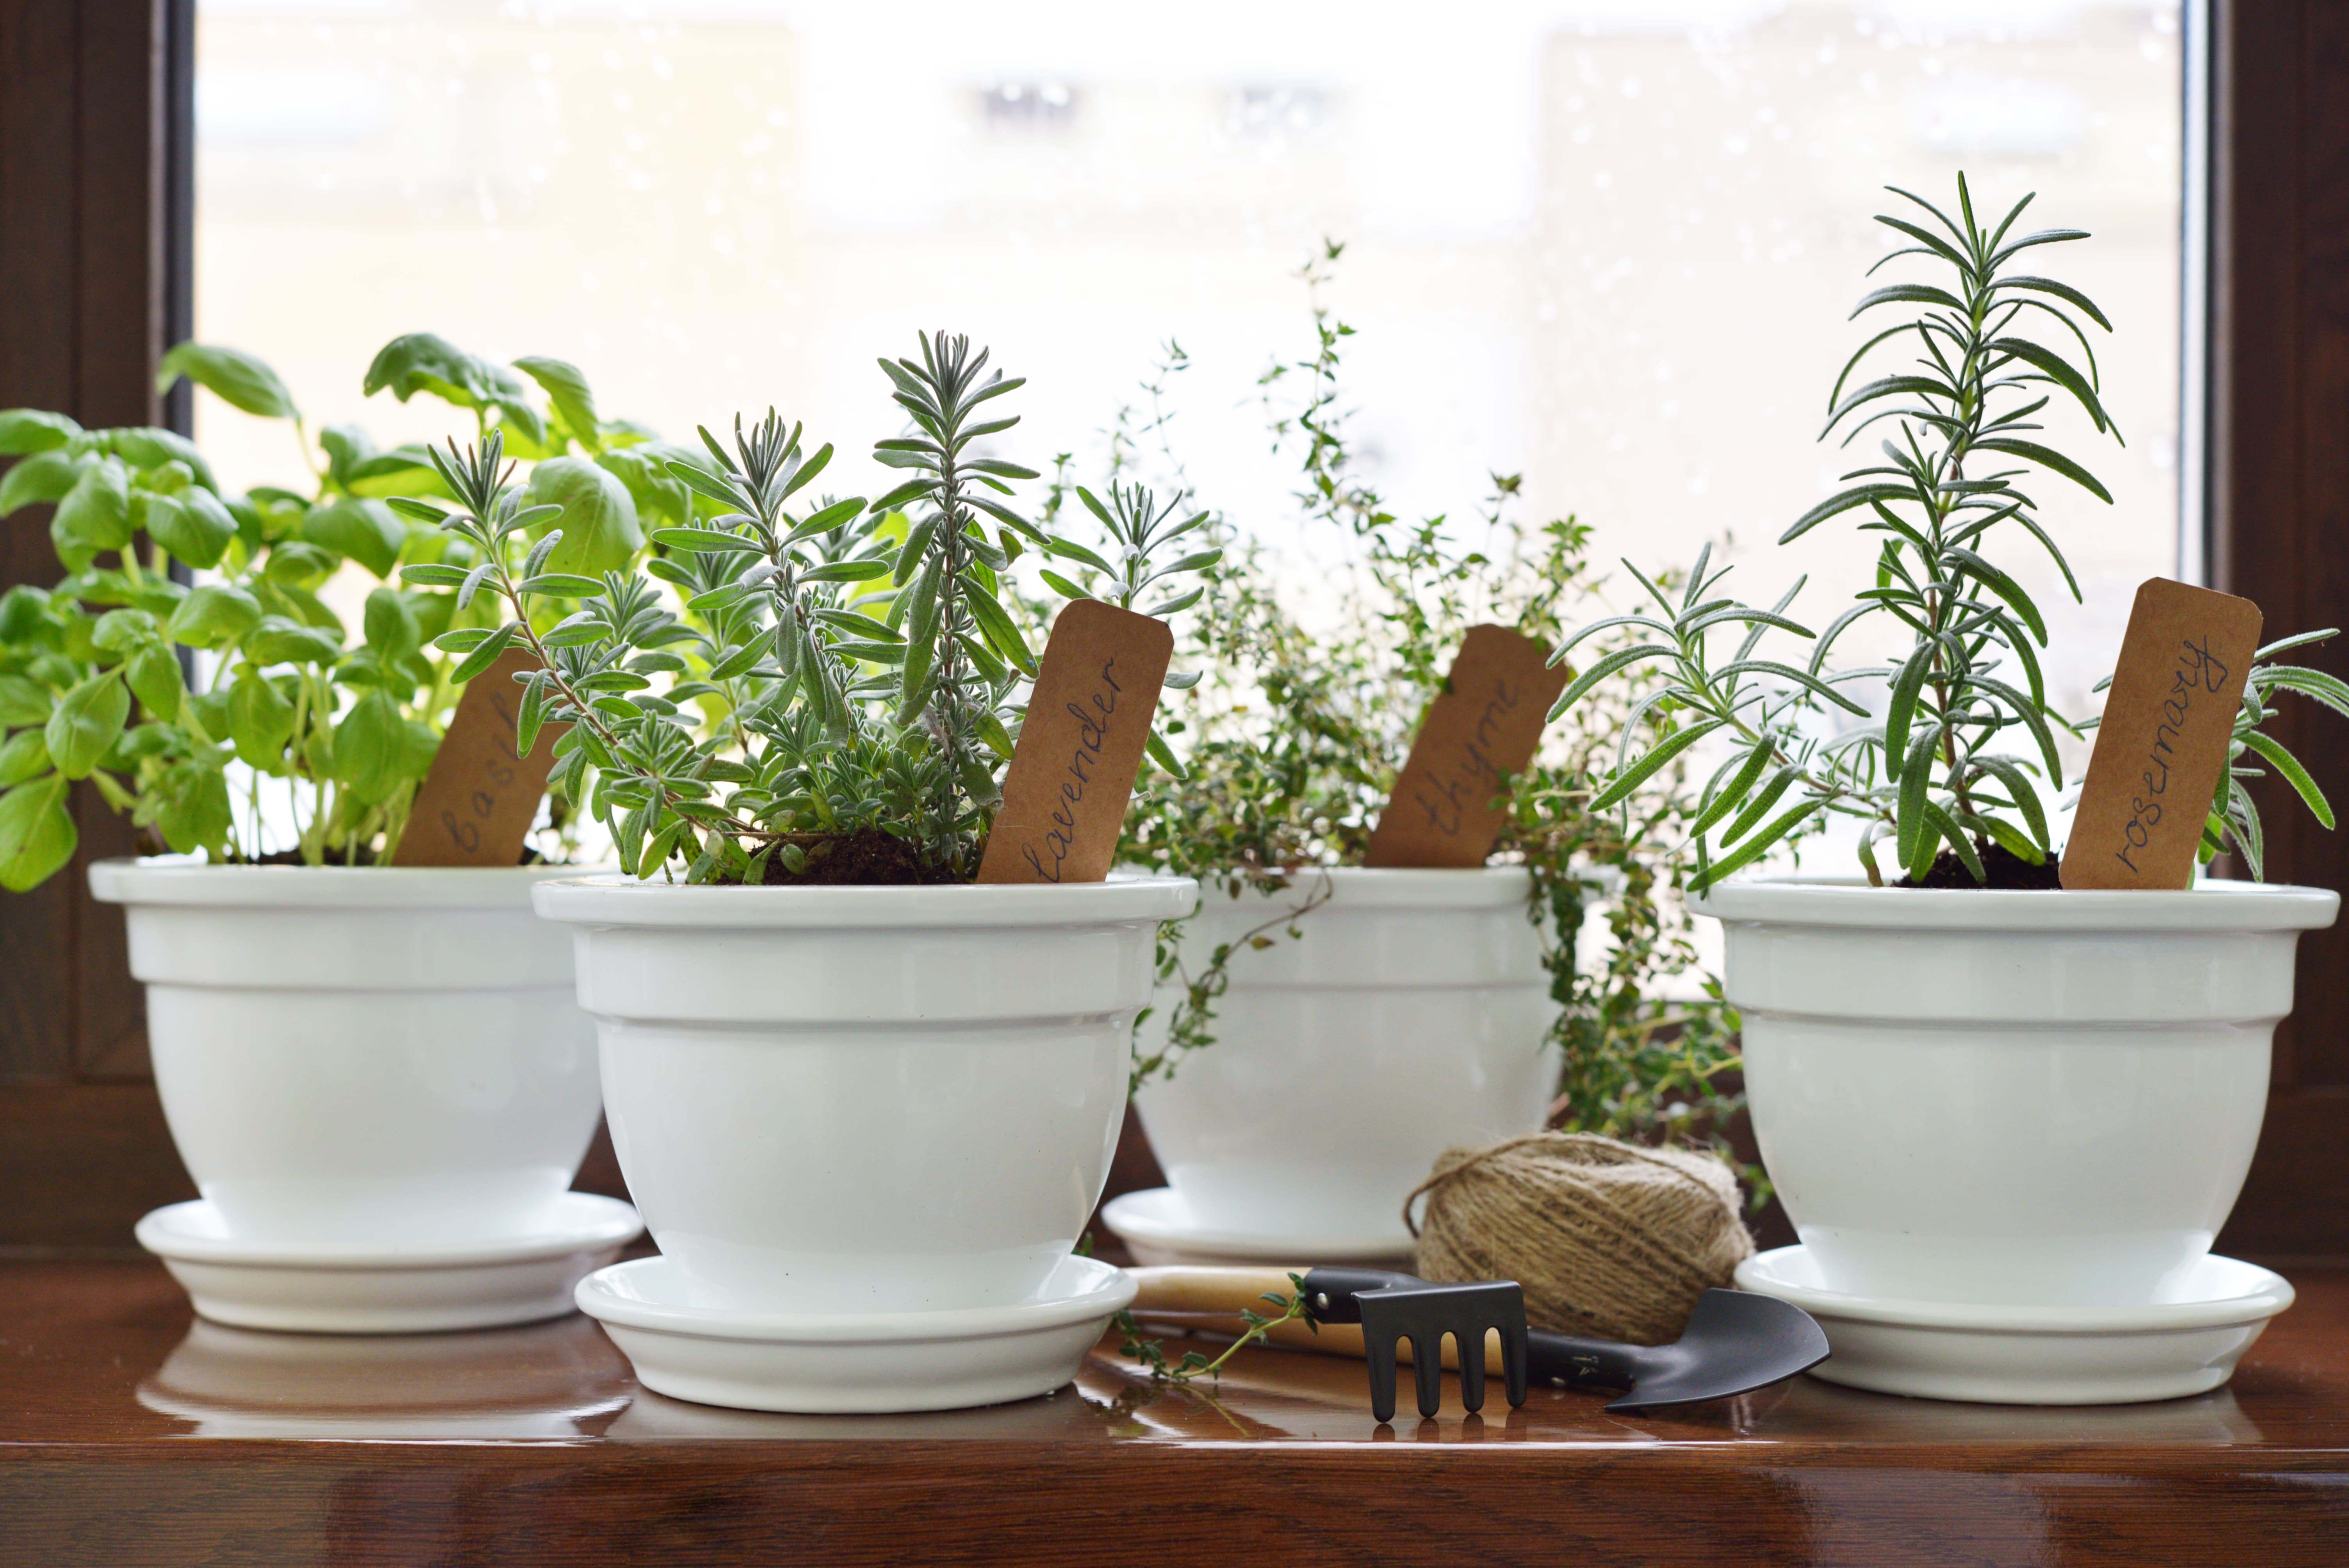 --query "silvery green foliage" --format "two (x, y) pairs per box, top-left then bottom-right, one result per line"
(403, 331), (1217, 884)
